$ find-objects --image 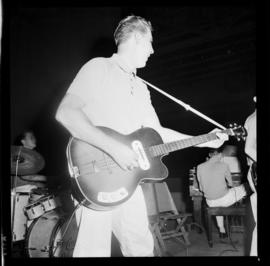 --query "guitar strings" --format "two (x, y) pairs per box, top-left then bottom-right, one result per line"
(75, 146), (158, 174)
(75, 132), (223, 173)
(78, 157), (120, 173)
